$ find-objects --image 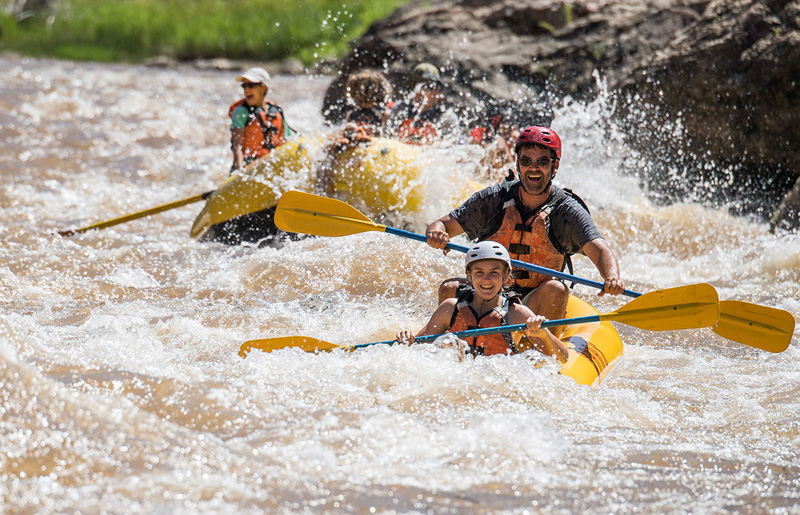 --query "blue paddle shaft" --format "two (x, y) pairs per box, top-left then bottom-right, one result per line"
(384, 226), (642, 298)
(351, 315), (601, 350)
